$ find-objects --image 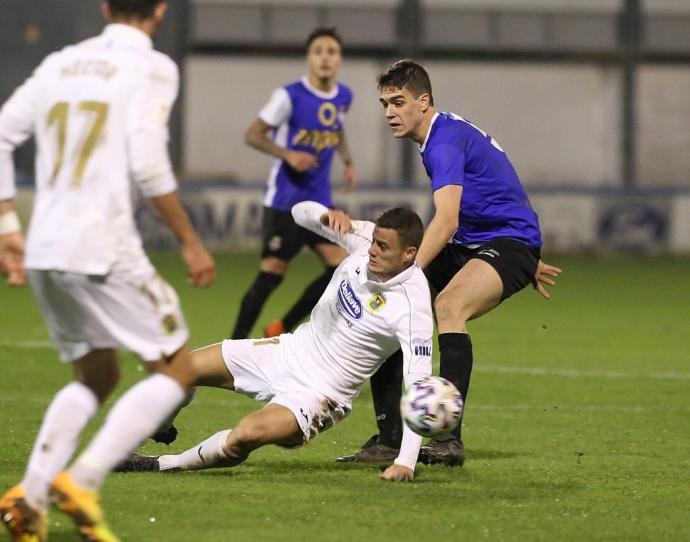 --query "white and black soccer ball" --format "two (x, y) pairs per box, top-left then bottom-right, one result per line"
(400, 376), (464, 438)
